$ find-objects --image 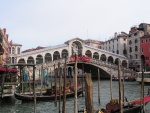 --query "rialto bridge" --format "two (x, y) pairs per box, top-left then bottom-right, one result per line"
(11, 38), (135, 79)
